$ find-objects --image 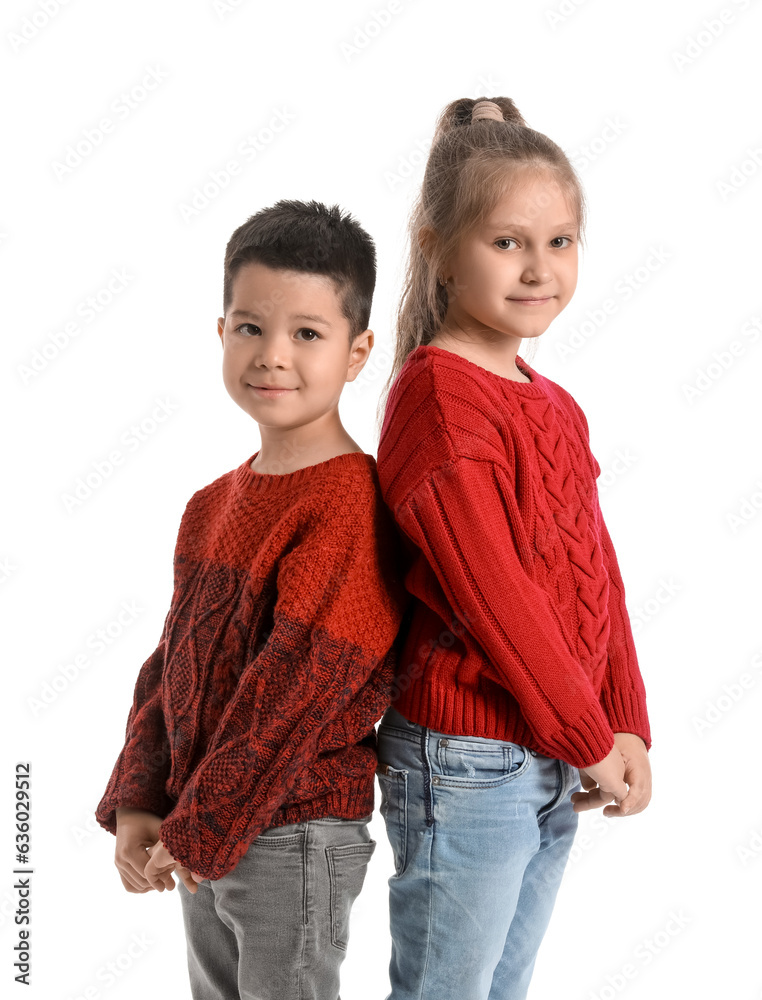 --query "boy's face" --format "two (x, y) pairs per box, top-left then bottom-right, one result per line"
(217, 263), (371, 433)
